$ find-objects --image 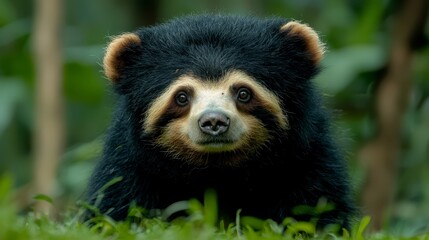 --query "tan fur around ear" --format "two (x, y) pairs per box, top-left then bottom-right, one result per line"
(103, 33), (141, 82)
(280, 21), (325, 64)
